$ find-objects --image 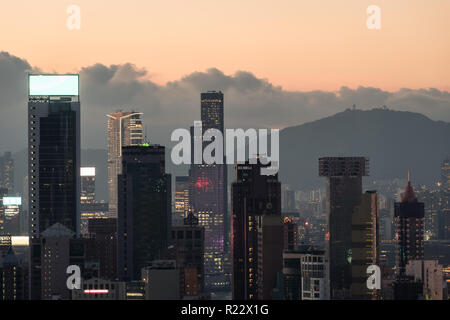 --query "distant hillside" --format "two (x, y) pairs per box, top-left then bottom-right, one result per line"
(12, 108), (450, 199)
(279, 108), (450, 189)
